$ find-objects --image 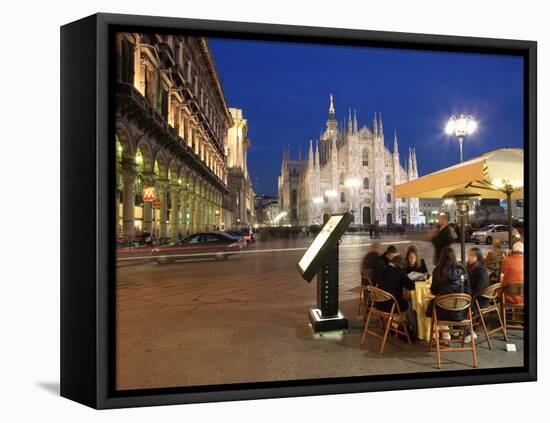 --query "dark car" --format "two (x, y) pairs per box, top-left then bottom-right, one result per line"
(150, 232), (244, 264)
